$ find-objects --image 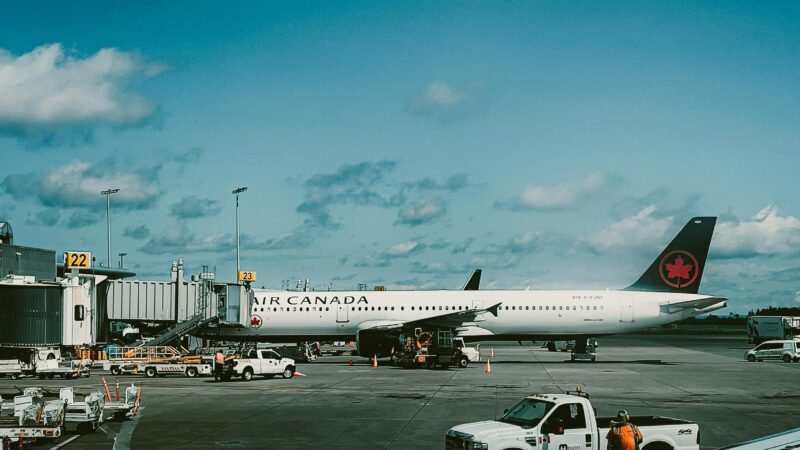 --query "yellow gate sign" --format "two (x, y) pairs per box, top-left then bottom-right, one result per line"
(238, 271), (257, 283)
(64, 251), (92, 269)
